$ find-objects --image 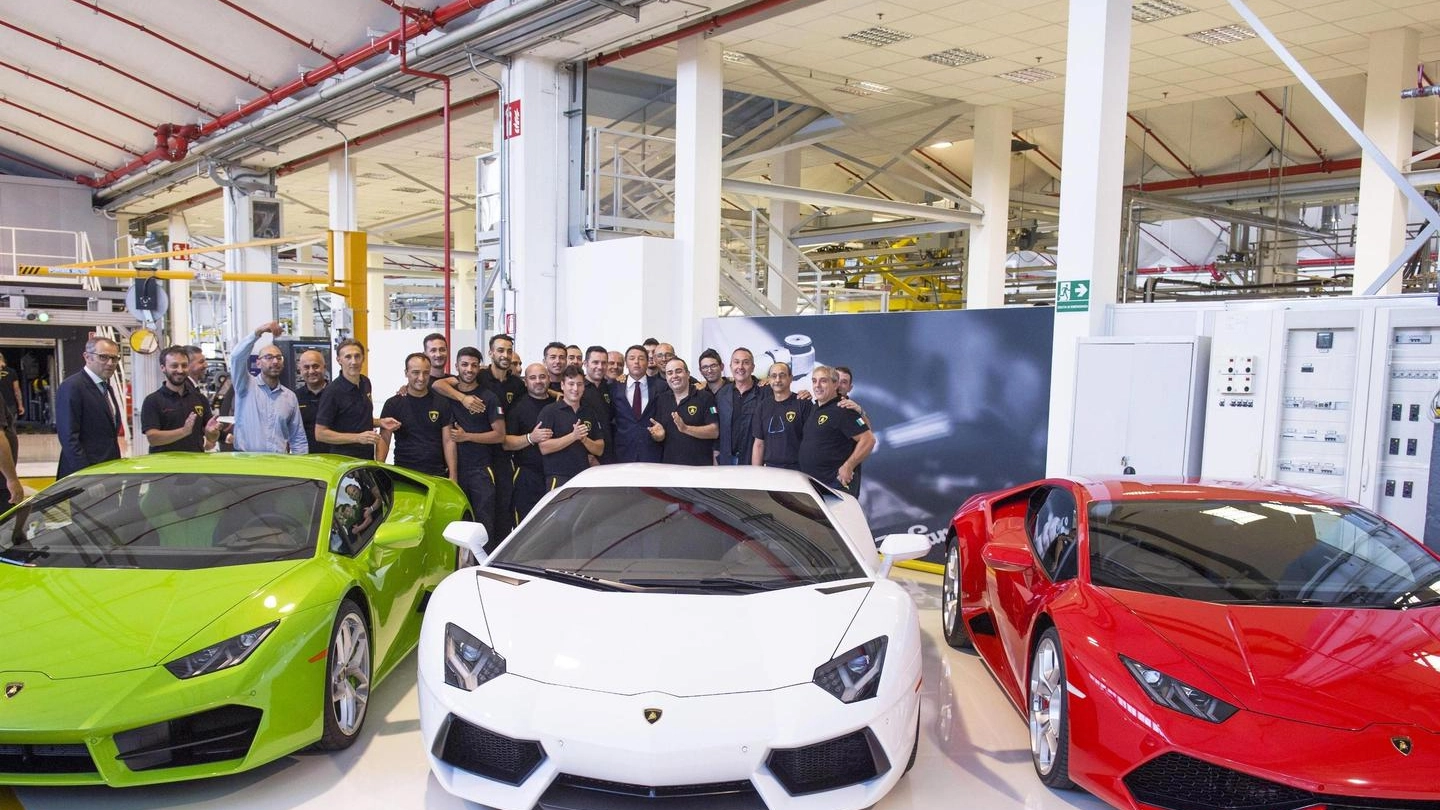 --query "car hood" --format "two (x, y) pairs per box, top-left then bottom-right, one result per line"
(0, 561), (305, 678)
(475, 574), (872, 696)
(1105, 588), (1440, 731)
